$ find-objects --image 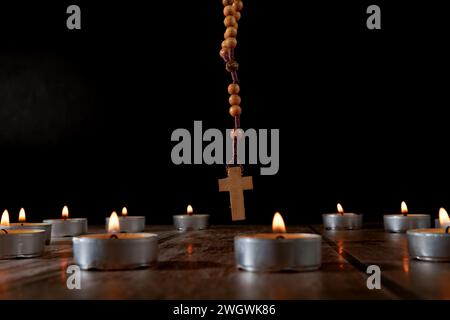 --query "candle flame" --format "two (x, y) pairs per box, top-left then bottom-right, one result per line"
(337, 203), (344, 215)
(108, 211), (120, 233)
(272, 212), (286, 233)
(401, 201), (408, 216)
(122, 207), (128, 217)
(187, 205), (193, 216)
(1, 210), (10, 226)
(19, 208), (26, 222)
(439, 208), (450, 227)
(62, 206), (69, 219)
